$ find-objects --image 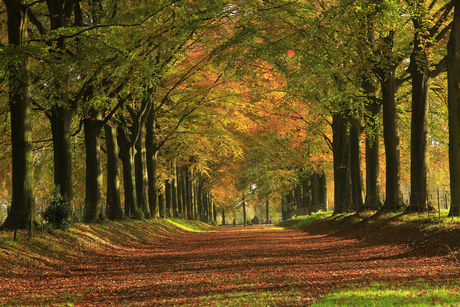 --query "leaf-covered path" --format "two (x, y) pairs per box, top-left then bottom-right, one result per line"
(2, 225), (459, 306)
